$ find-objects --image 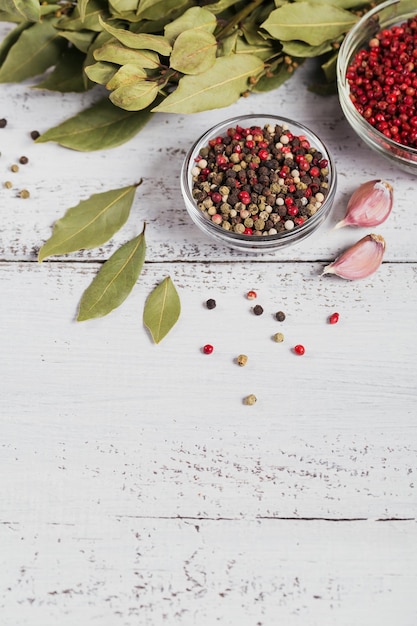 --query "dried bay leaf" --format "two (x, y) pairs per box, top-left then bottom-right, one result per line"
(0, 20), (30, 66)
(136, 0), (189, 21)
(170, 30), (217, 75)
(58, 29), (96, 53)
(109, 76), (159, 111)
(261, 3), (358, 46)
(282, 39), (334, 58)
(77, 226), (146, 321)
(56, 0), (106, 32)
(252, 60), (295, 93)
(34, 47), (88, 93)
(35, 97), (153, 151)
(0, 20), (66, 83)
(38, 183), (141, 261)
(143, 276), (181, 344)
(0, 0), (40, 22)
(106, 63), (147, 89)
(164, 6), (216, 44)
(85, 60), (118, 85)
(153, 54), (264, 114)
(94, 39), (160, 69)
(109, 0), (139, 13)
(99, 16), (172, 56)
